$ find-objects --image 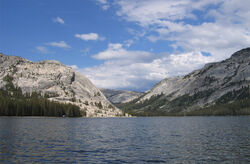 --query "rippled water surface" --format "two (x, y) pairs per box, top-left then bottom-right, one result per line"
(0, 116), (249, 163)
